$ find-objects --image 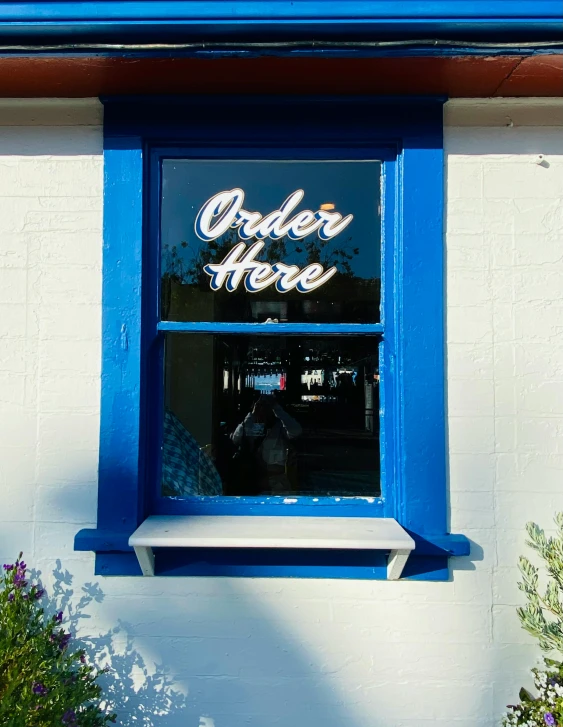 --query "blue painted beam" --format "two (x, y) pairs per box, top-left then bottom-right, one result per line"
(0, 1), (559, 23)
(0, 1), (559, 43)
